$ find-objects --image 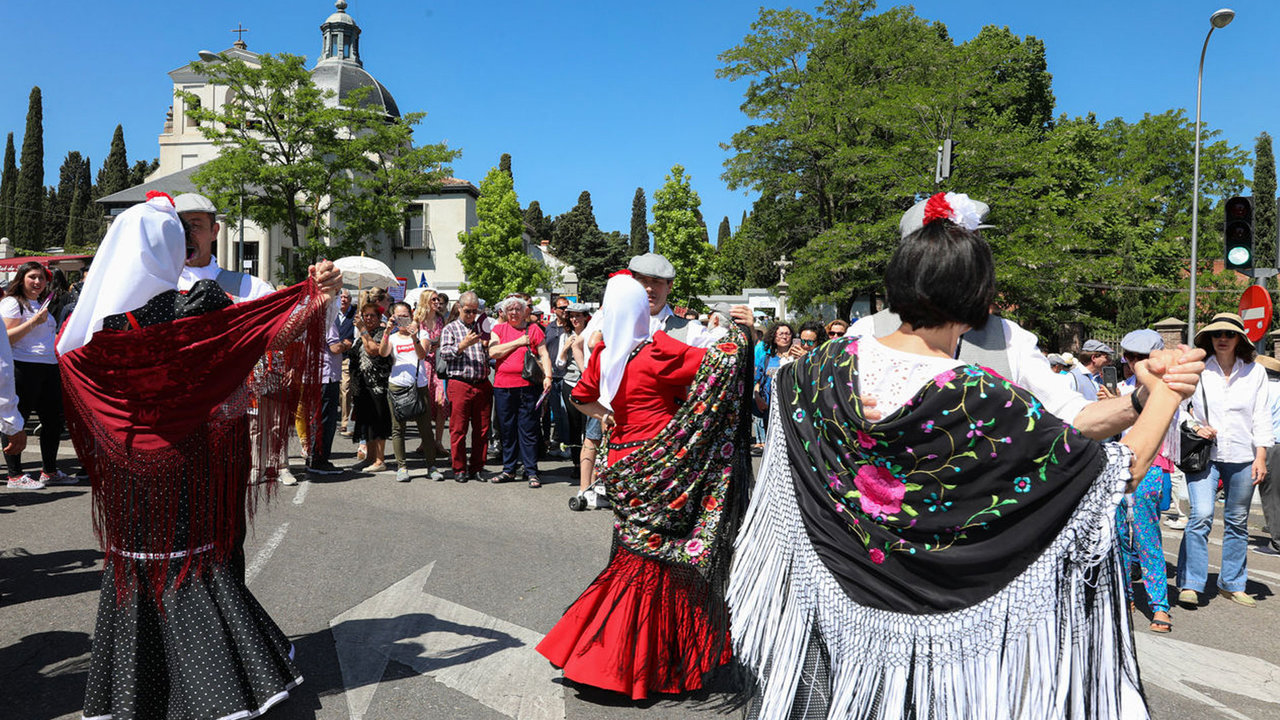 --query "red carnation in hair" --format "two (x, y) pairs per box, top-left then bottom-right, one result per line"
(609, 269), (633, 278)
(145, 190), (175, 206)
(922, 192), (952, 226)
